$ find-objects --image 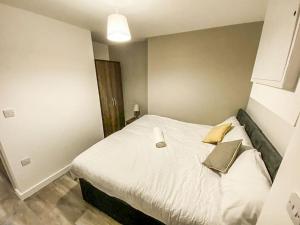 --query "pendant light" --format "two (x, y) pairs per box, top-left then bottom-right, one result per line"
(107, 12), (131, 42)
